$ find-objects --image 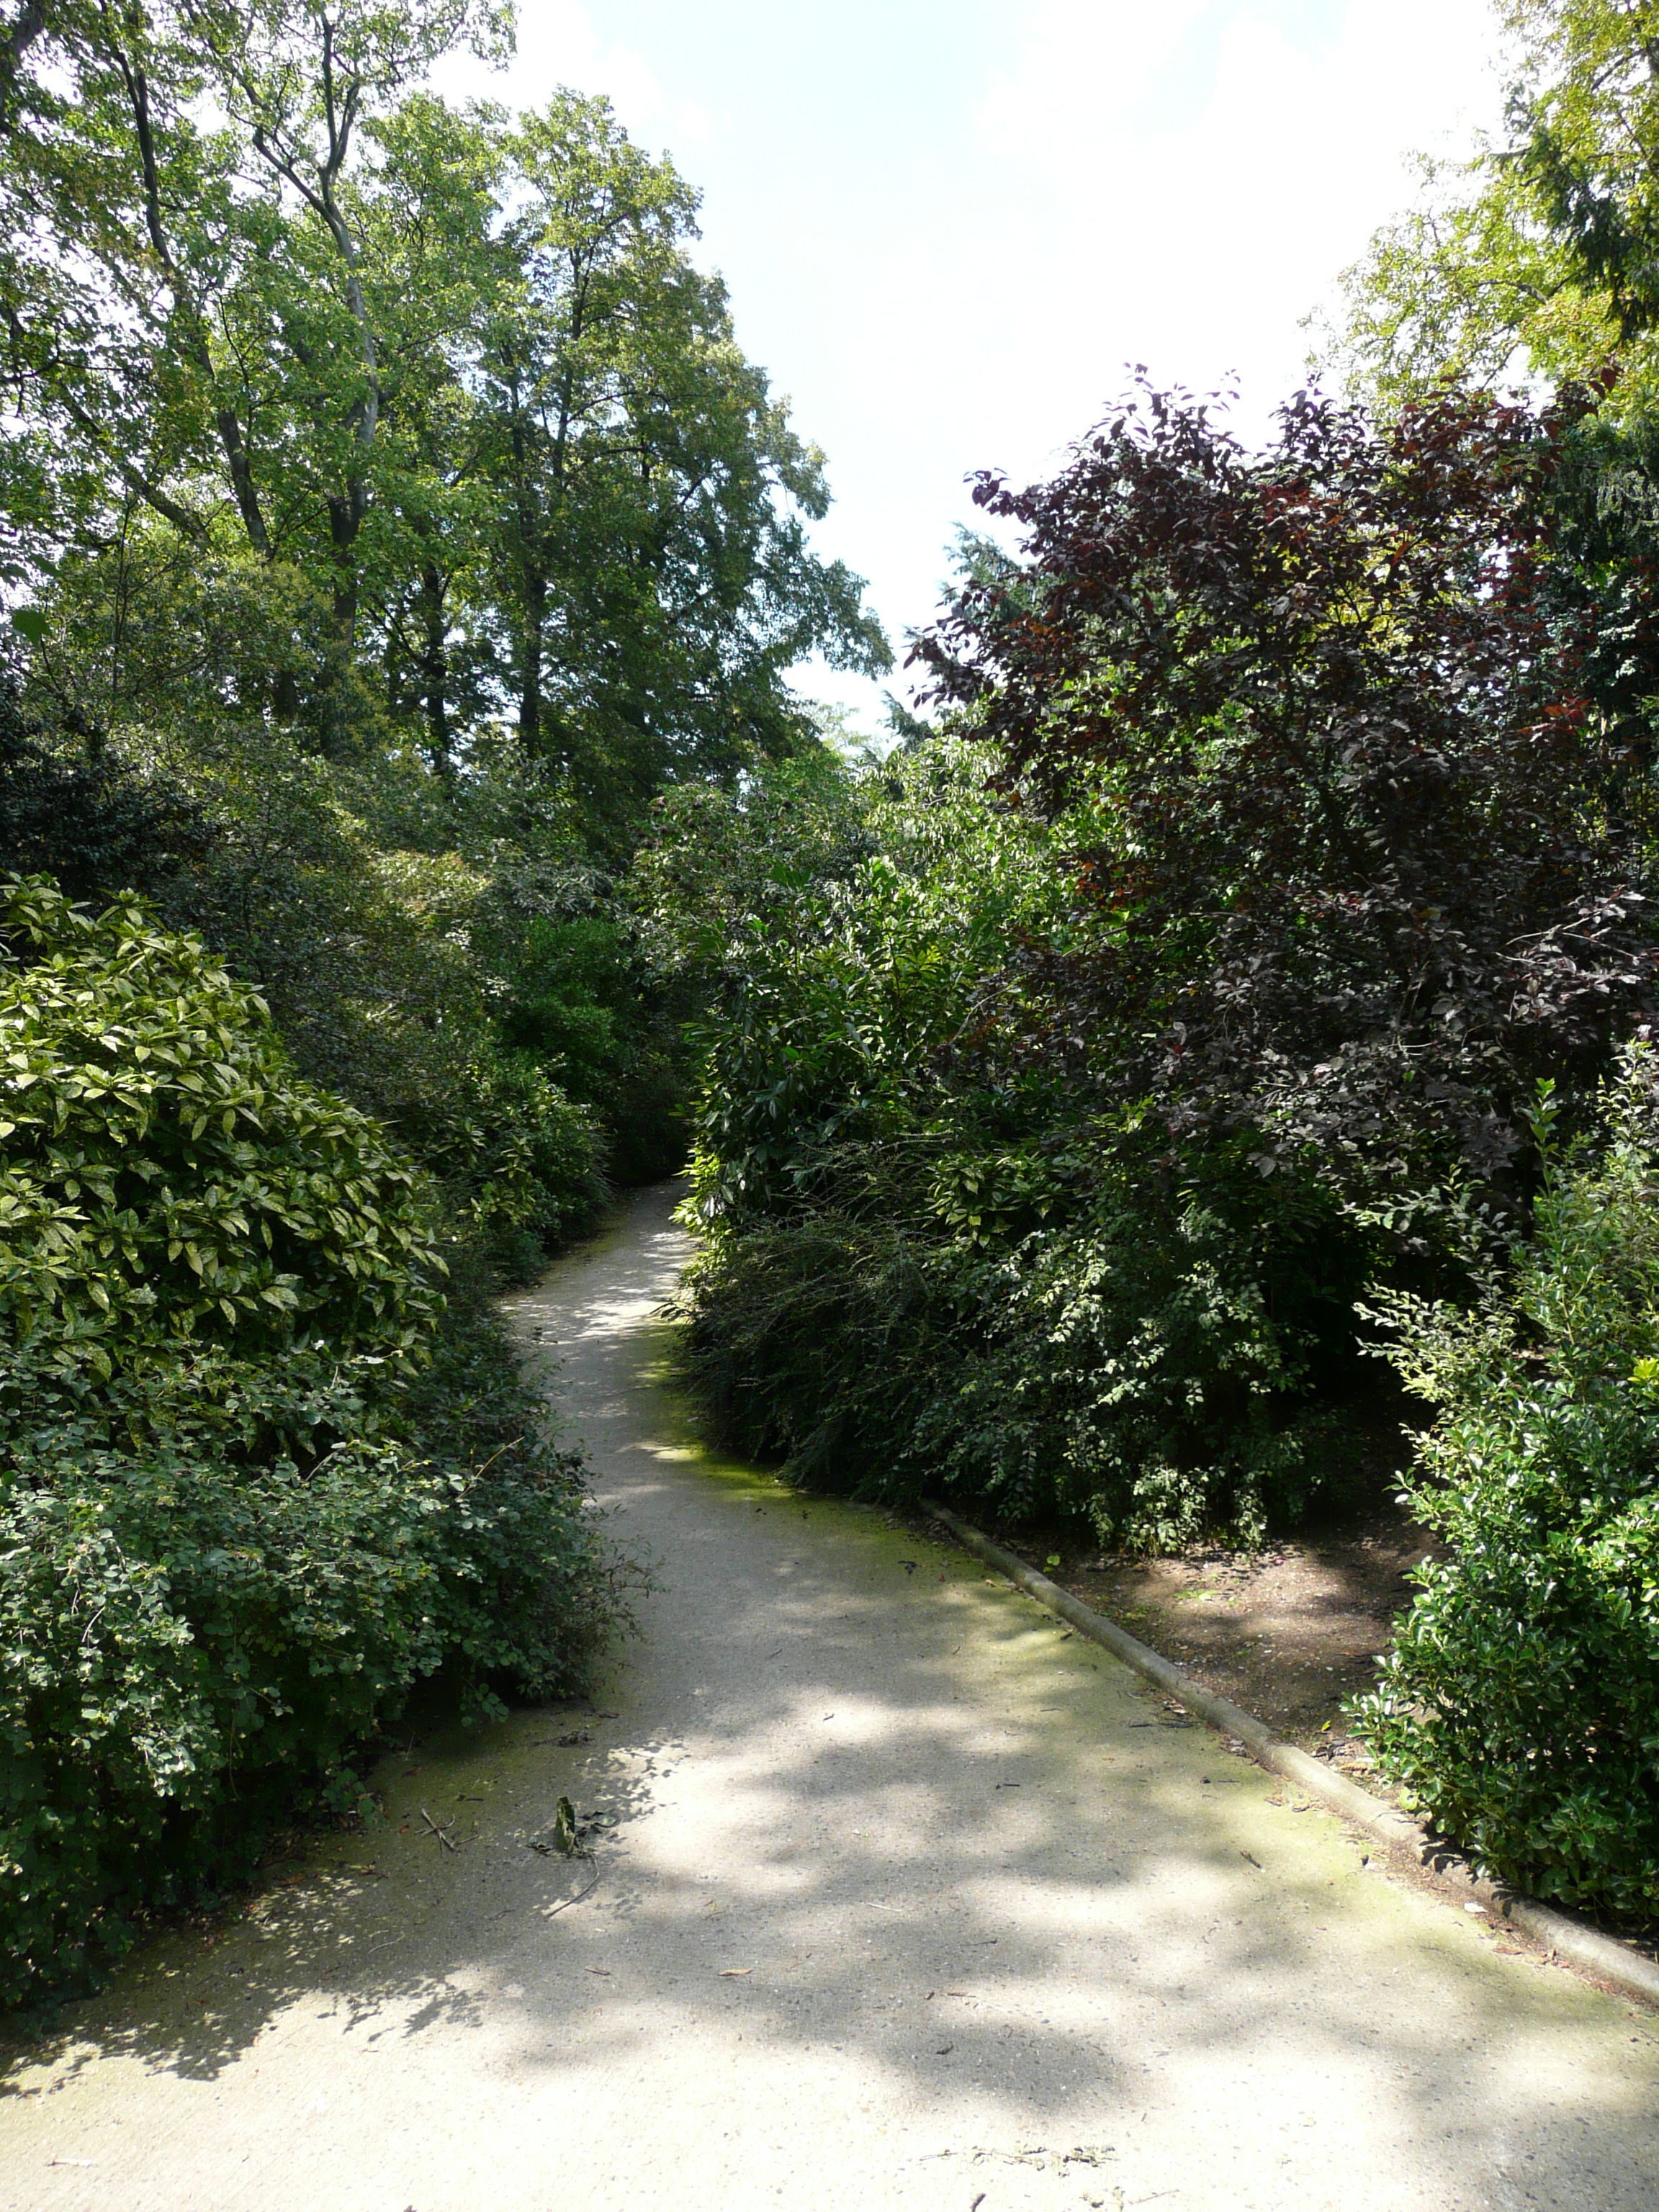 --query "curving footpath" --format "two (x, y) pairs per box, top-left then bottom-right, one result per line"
(2, 1181), (1656, 2212)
